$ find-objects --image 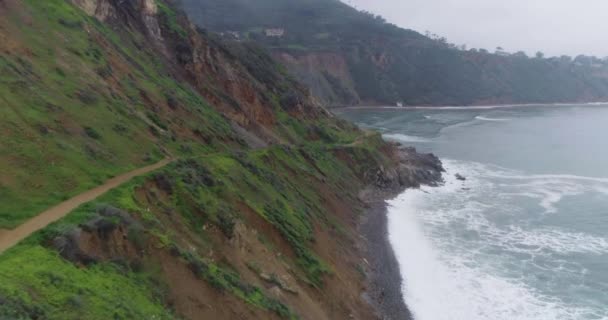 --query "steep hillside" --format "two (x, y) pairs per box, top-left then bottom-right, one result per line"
(180, 0), (608, 106)
(0, 0), (329, 228)
(0, 0), (443, 319)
